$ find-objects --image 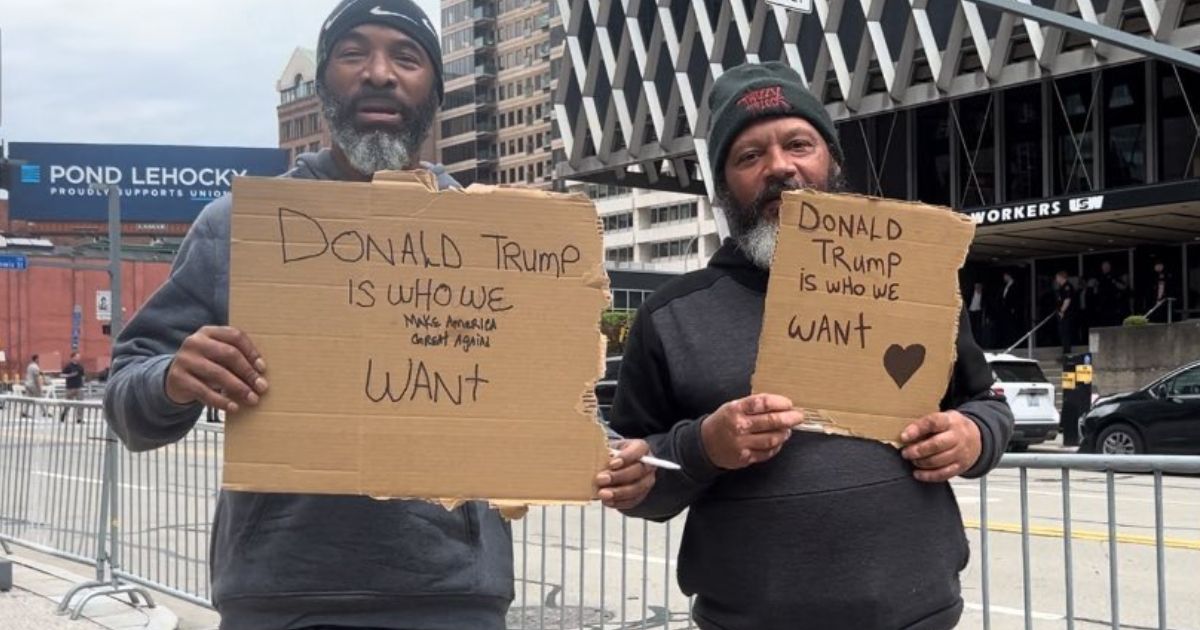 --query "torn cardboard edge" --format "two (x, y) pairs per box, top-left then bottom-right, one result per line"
(224, 169), (615, 517)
